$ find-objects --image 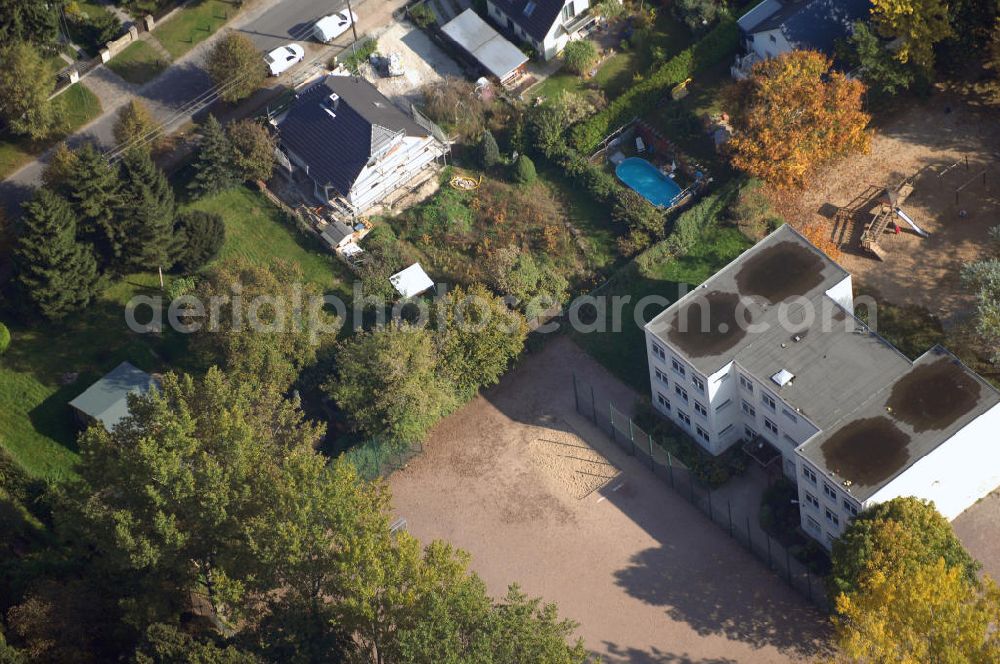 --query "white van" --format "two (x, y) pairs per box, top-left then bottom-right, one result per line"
(313, 10), (358, 43)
